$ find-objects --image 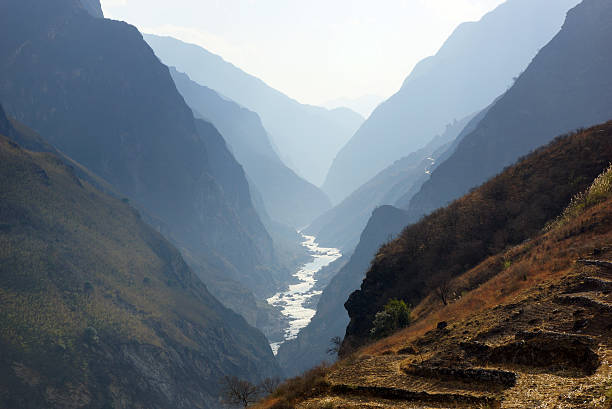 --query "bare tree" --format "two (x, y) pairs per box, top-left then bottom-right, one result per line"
(433, 275), (453, 306)
(220, 376), (260, 408)
(327, 336), (343, 356)
(259, 377), (281, 395)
